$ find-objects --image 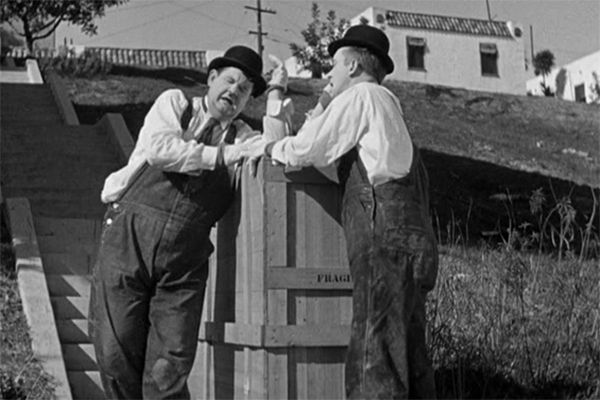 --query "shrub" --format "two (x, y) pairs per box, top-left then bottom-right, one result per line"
(39, 49), (113, 78)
